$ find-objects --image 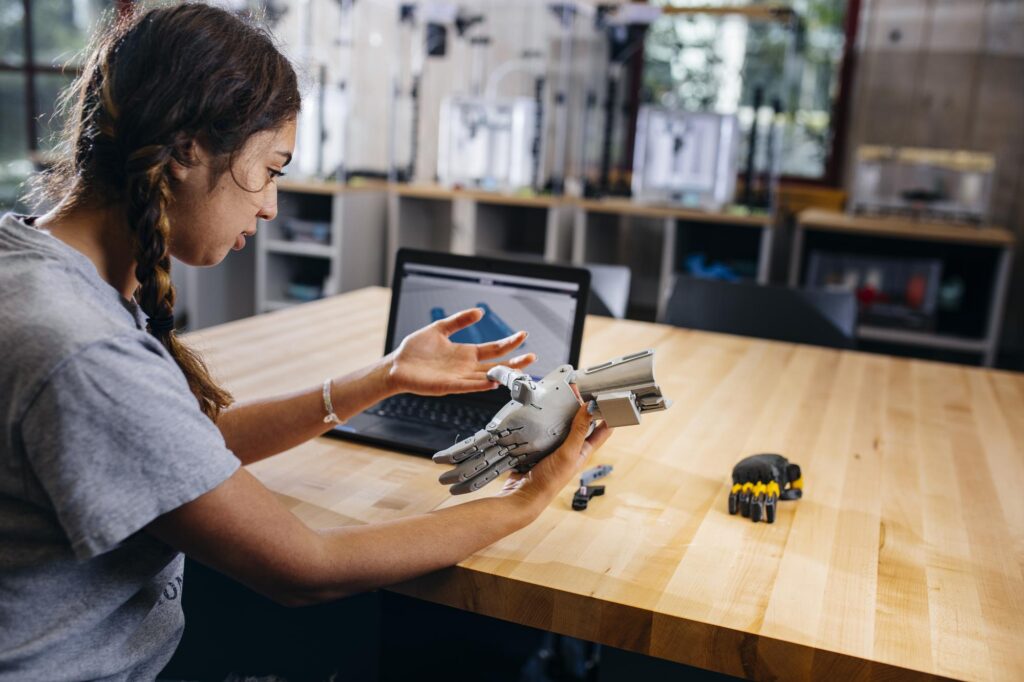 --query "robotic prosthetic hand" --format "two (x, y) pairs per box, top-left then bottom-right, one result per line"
(433, 364), (581, 495)
(728, 453), (803, 523)
(433, 349), (671, 495)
